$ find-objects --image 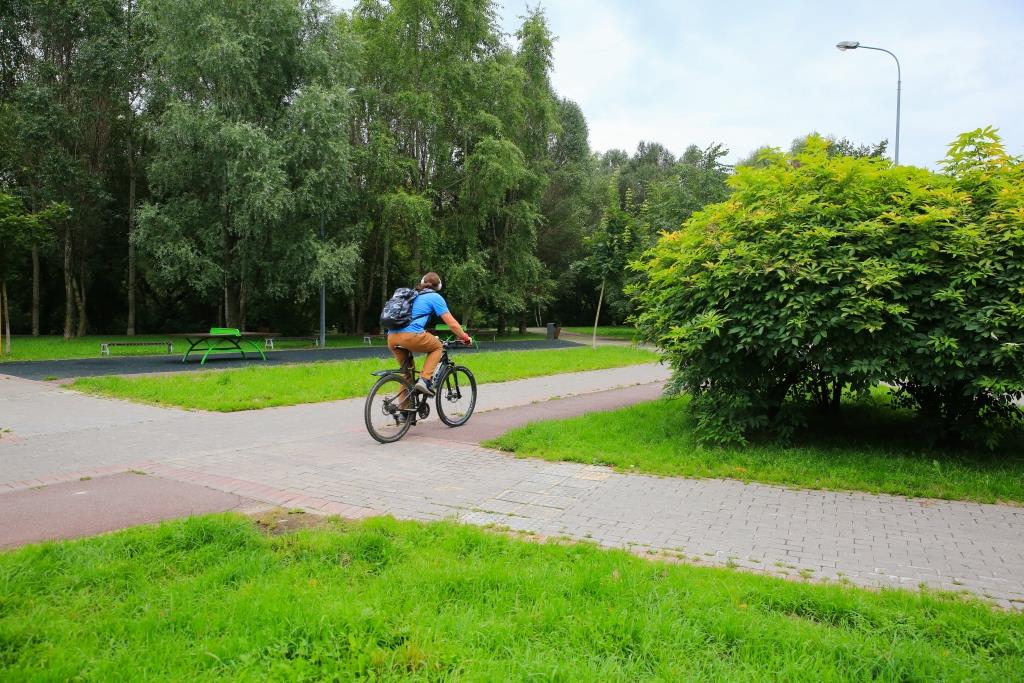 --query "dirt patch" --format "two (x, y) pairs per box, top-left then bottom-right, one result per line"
(250, 507), (342, 535)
